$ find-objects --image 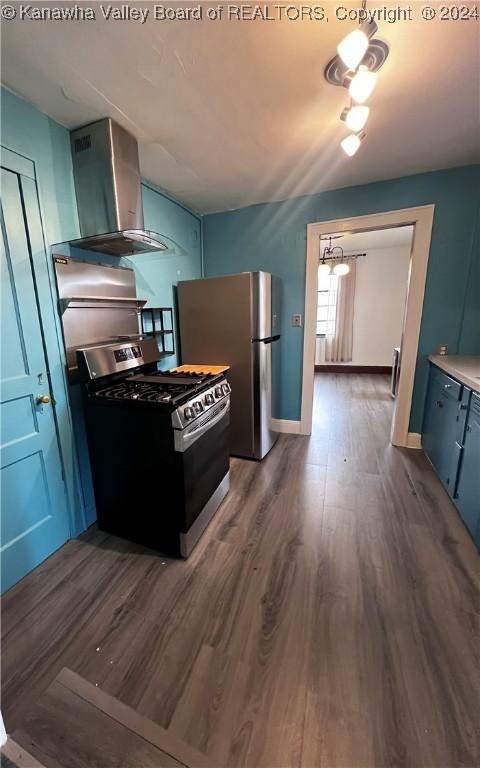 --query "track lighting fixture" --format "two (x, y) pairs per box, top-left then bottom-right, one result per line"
(324, 1), (389, 156)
